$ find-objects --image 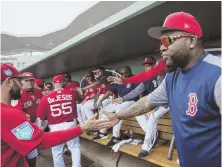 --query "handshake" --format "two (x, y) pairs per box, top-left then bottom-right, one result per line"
(80, 112), (120, 133)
